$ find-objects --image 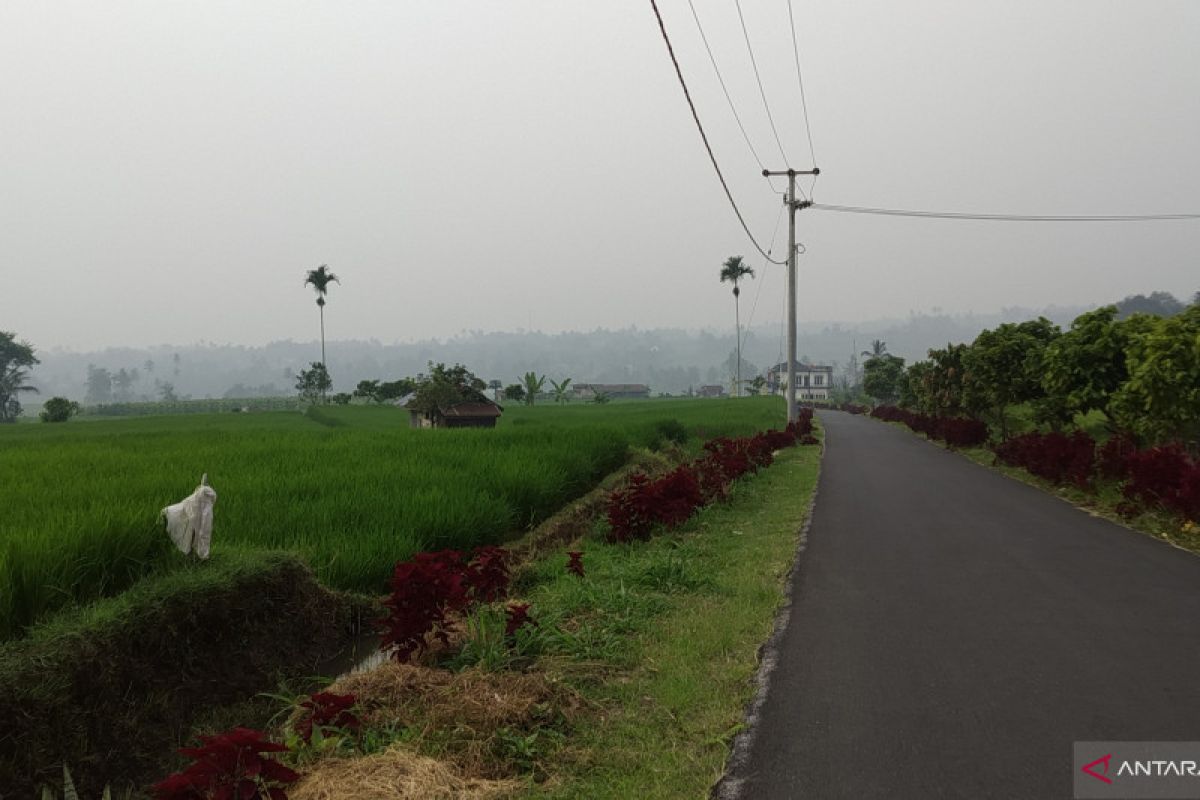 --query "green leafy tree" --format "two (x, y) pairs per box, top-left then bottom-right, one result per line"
(719, 255), (755, 396)
(0, 332), (39, 422)
(907, 343), (970, 417)
(157, 381), (179, 402)
(353, 379), (382, 403)
(1110, 305), (1200, 445)
(295, 362), (332, 403)
(40, 397), (81, 423)
(963, 318), (1060, 438)
(899, 361), (929, 410)
(503, 383), (526, 403)
(749, 375), (767, 394)
(550, 378), (573, 403)
(862, 354), (906, 404)
(1039, 306), (1132, 429)
(591, 390), (612, 404)
(378, 378), (417, 402)
(409, 362), (487, 415)
(303, 264), (340, 397)
(521, 372), (546, 407)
